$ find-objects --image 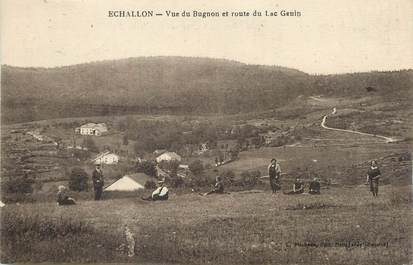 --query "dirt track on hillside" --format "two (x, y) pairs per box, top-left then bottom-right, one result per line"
(321, 108), (396, 143)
